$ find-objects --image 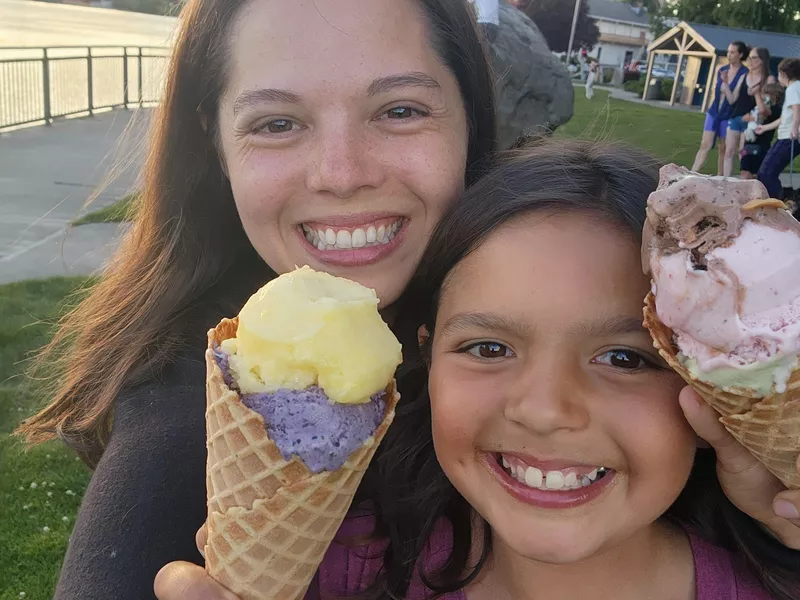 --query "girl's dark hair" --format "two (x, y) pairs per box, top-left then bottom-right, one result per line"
(16, 0), (496, 467)
(779, 57), (800, 82)
(731, 40), (749, 59)
(359, 138), (800, 600)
